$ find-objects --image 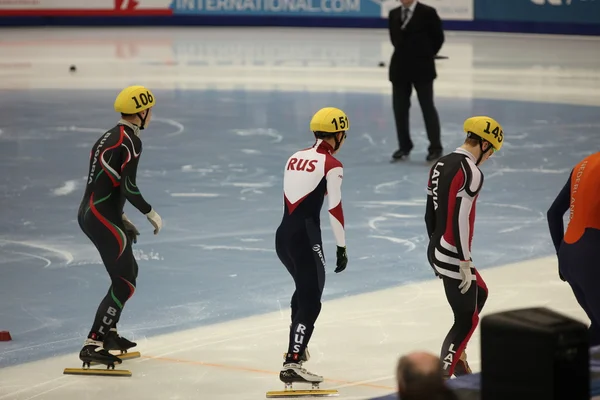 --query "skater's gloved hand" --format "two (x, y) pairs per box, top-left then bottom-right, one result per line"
(458, 260), (473, 294)
(122, 214), (140, 244)
(335, 246), (347, 273)
(145, 208), (162, 235)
